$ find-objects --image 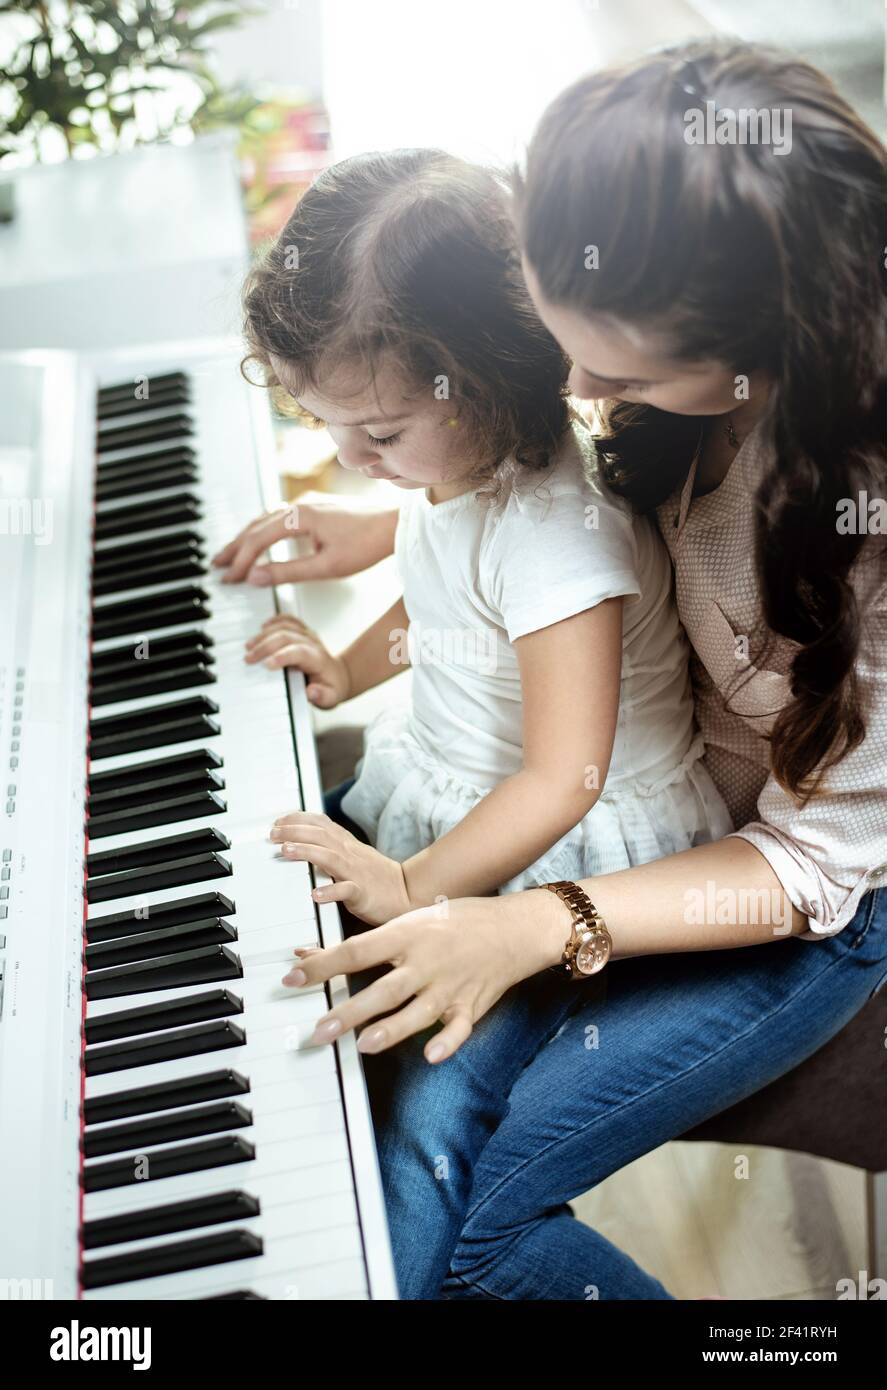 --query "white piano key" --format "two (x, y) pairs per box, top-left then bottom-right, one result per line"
(84, 1013), (337, 1099)
(82, 1126), (355, 1221)
(85, 955), (326, 1022)
(82, 1191), (362, 1272)
(80, 1251), (367, 1301)
(86, 841), (317, 934)
(87, 721), (297, 780)
(82, 1231), (367, 1301)
(83, 1072), (342, 1149)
